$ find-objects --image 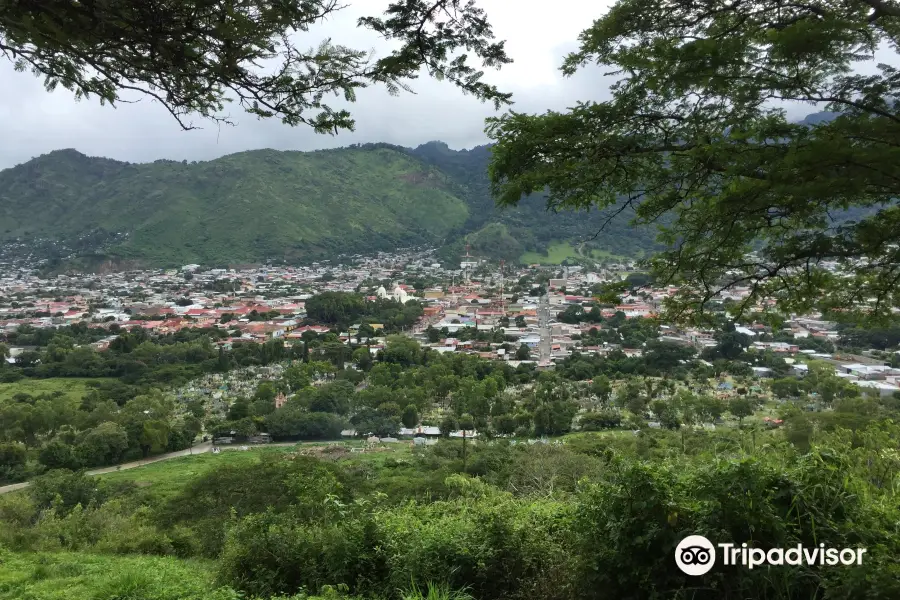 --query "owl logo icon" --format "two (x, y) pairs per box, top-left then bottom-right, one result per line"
(675, 535), (716, 575)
